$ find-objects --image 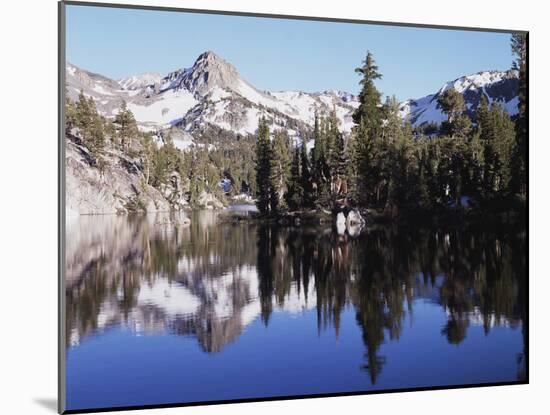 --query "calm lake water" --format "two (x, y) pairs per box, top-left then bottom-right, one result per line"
(65, 209), (527, 411)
